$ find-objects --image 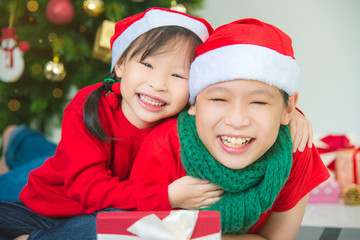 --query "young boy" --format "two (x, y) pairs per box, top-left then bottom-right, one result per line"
(130, 18), (330, 239)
